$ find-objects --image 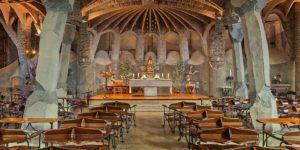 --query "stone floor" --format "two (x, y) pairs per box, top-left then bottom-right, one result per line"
(117, 112), (188, 150)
